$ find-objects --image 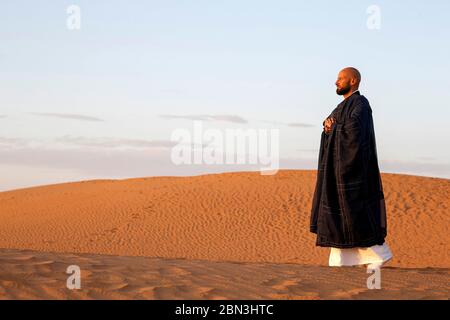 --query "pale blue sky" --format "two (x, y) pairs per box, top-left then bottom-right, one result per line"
(0, 0), (449, 190)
